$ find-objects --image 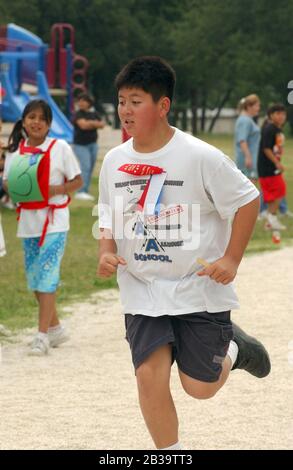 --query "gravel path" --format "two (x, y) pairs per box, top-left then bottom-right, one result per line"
(1, 247), (293, 450)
